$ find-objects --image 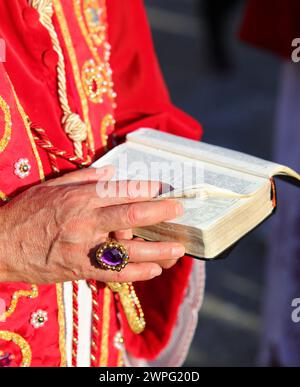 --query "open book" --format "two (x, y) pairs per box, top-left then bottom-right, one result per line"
(92, 128), (300, 260)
